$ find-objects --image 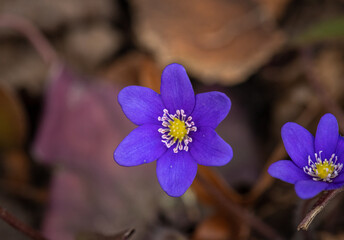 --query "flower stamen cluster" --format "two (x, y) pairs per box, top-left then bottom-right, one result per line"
(303, 151), (343, 182)
(158, 109), (197, 153)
